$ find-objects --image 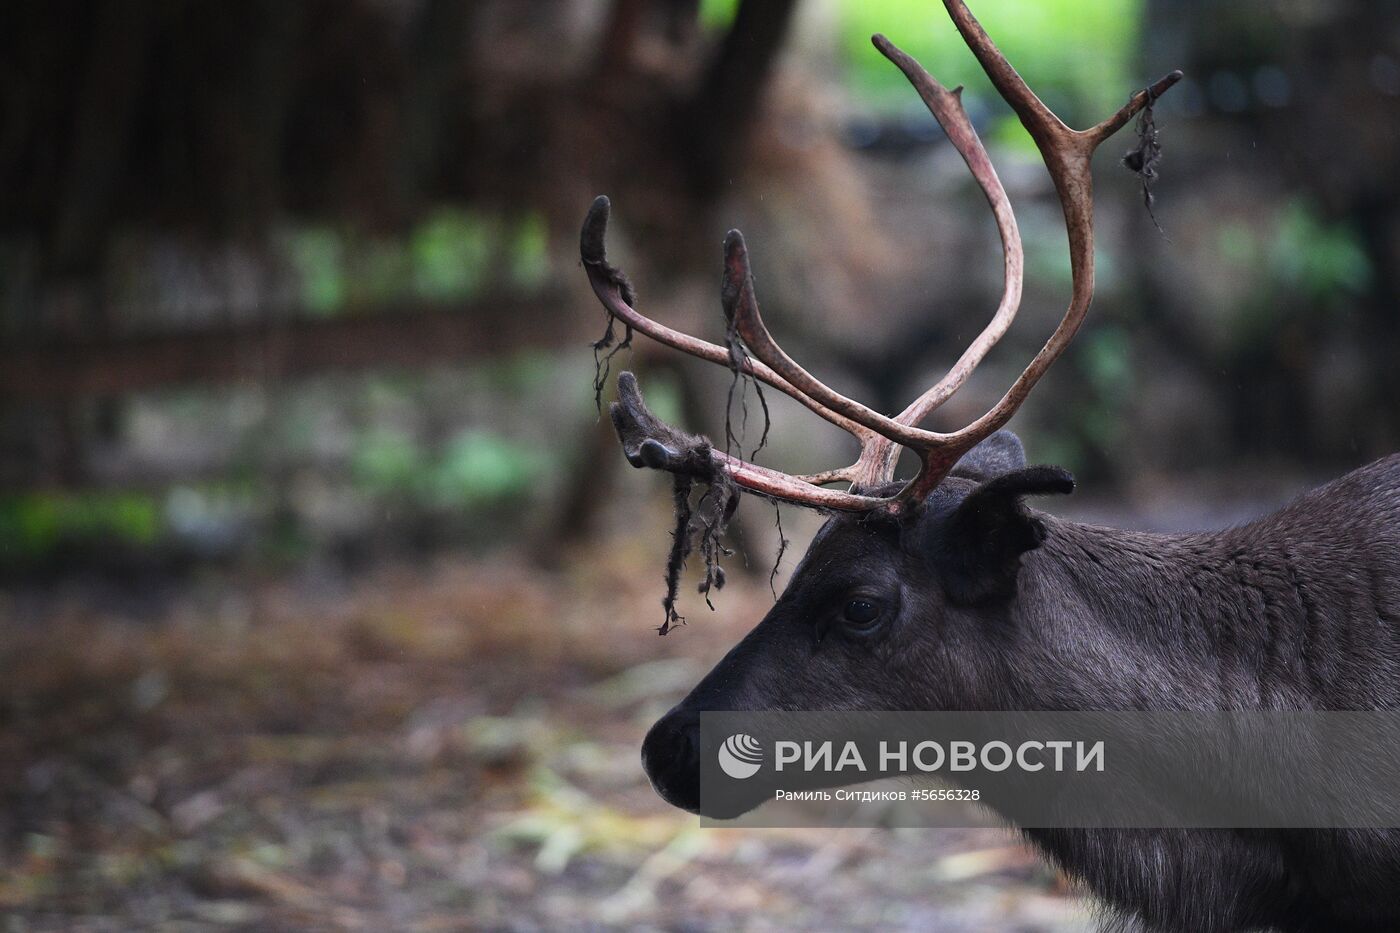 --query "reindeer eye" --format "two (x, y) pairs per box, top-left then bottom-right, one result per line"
(842, 598), (881, 628)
